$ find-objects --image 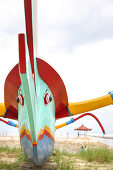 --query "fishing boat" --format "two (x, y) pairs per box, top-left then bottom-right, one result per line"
(0, 0), (113, 166)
